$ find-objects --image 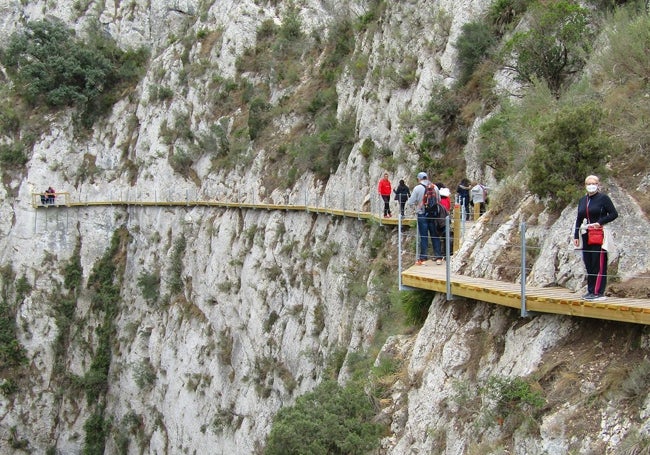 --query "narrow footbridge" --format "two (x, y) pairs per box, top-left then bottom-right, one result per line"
(402, 263), (650, 325)
(33, 192), (650, 325)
